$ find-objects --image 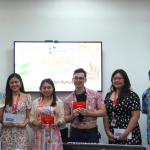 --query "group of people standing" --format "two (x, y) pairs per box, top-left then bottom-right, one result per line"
(0, 68), (148, 150)
(0, 74), (66, 150)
